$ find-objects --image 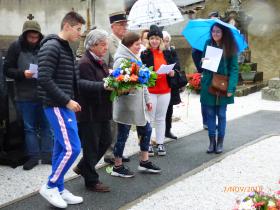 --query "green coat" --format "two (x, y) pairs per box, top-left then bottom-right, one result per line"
(200, 40), (239, 106)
